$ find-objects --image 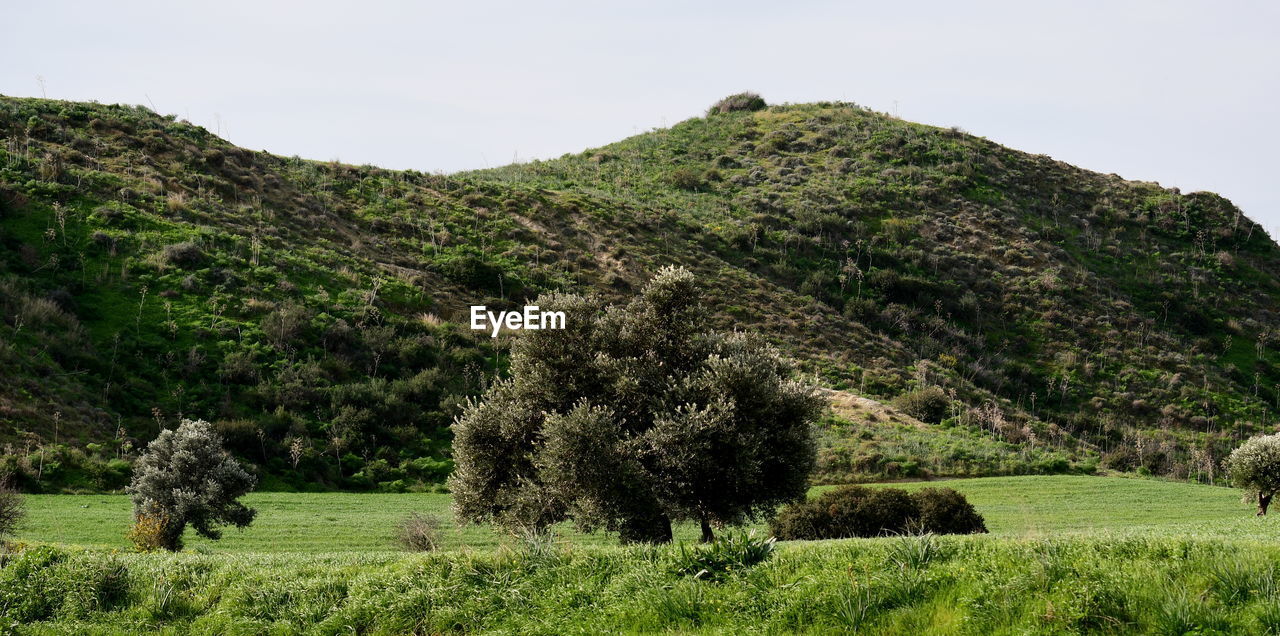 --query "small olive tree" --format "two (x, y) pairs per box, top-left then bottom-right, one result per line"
(450, 267), (823, 544)
(1224, 433), (1280, 515)
(127, 418), (257, 550)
